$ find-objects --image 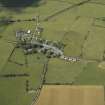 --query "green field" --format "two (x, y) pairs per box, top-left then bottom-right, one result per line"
(1, 0), (105, 105)
(0, 52), (47, 105)
(45, 58), (86, 84)
(74, 62), (105, 85)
